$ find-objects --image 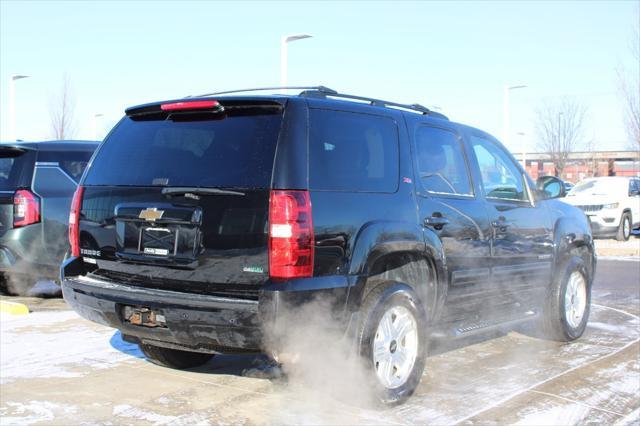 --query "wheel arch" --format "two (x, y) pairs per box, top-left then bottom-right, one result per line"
(553, 216), (596, 285)
(346, 220), (447, 322)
